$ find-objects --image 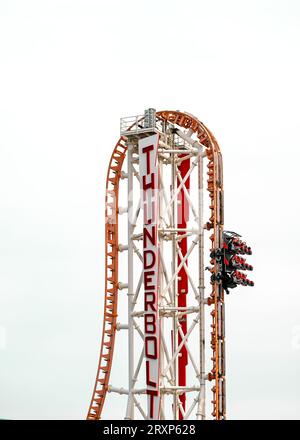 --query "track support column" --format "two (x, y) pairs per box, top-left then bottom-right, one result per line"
(125, 143), (134, 420)
(197, 145), (206, 420)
